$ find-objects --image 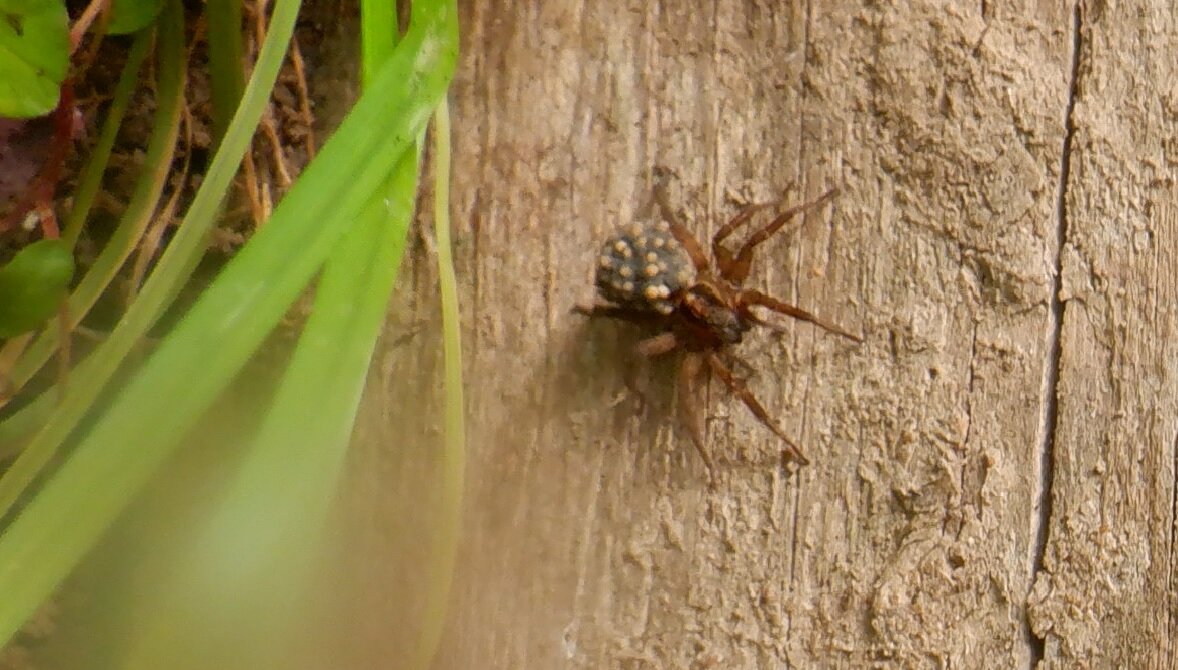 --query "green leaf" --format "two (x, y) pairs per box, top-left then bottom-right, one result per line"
(107, 0), (163, 34)
(0, 239), (74, 337)
(0, 0), (69, 117)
